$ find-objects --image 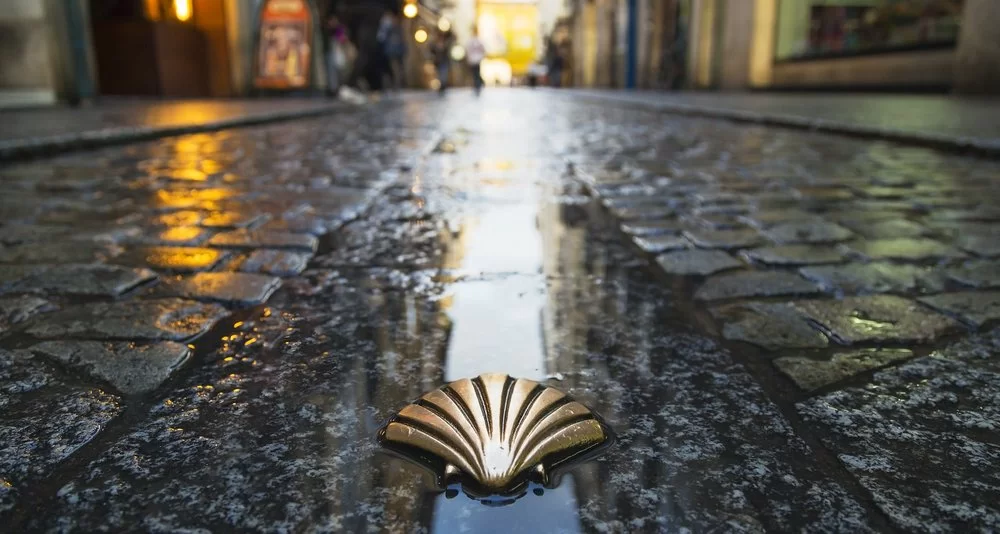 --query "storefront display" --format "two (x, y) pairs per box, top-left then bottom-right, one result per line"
(253, 0), (314, 90)
(775, 0), (963, 61)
